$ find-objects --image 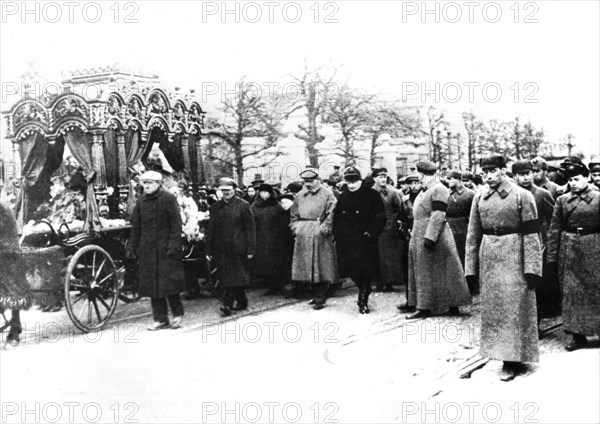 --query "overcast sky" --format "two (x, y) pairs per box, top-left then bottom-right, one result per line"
(1, 0), (599, 156)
